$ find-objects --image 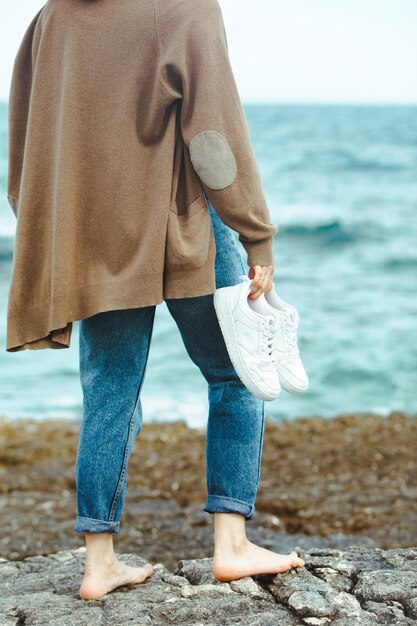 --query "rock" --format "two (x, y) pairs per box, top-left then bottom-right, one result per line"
(180, 583), (232, 598)
(329, 617), (379, 626)
(263, 566), (335, 605)
(0, 545), (416, 625)
(229, 577), (272, 601)
(363, 600), (411, 624)
(287, 590), (333, 618)
(174, 556), (217, 585)
(303, 546), (387, 576)
(354, 569), (417, 603)
(330, 591), (362, 616)
(159, 571), (190, 588)
(404, 597), (417, 620)
(311, 566), (353, 593)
